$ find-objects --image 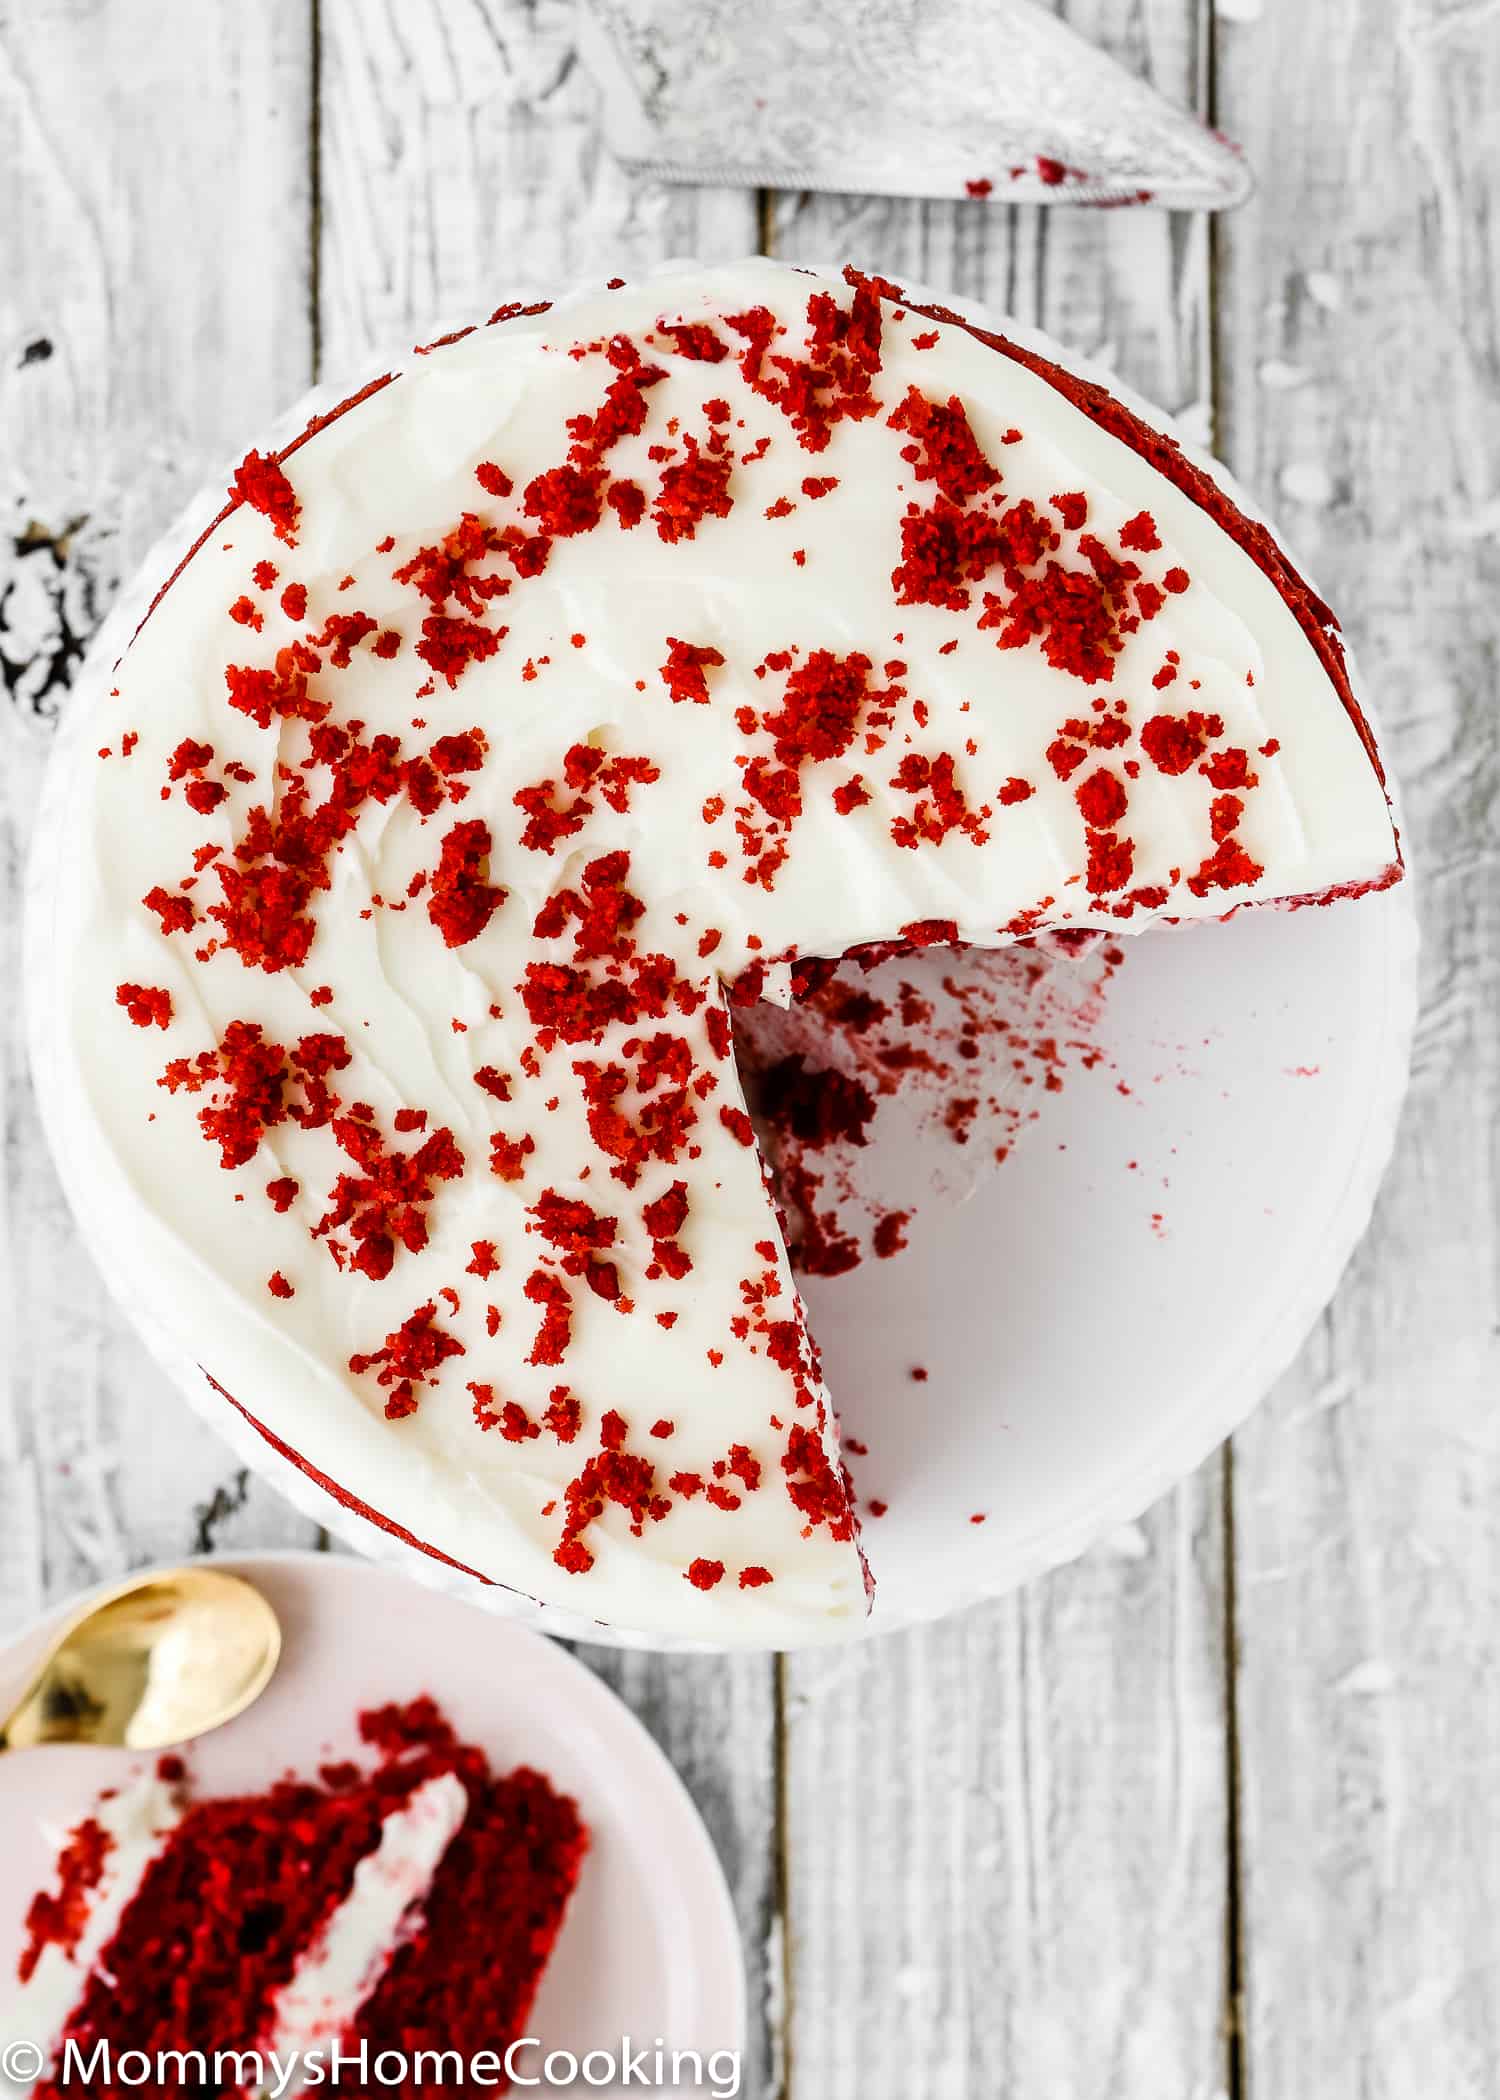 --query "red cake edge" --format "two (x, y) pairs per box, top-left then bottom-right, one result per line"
(206, 1370), (499, 1593)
